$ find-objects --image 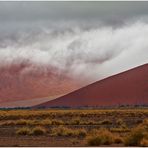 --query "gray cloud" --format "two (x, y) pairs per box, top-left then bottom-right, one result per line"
(0, 2), (148, 83)
(0, 20), (148, 82)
